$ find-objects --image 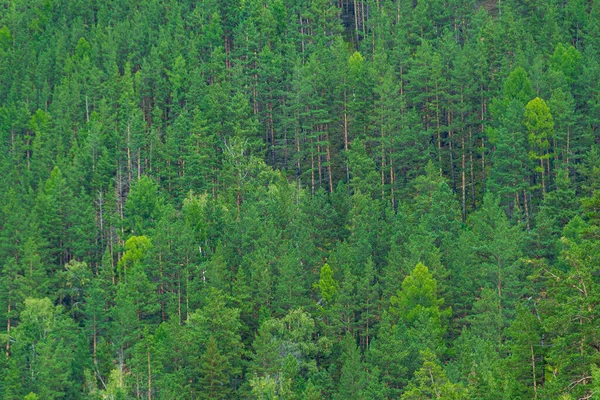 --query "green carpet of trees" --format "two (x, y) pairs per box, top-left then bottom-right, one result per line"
(1, 0), (600, 398)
